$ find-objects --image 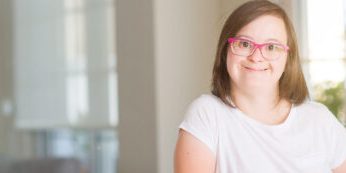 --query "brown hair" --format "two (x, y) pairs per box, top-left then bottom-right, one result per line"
(211, 0), (309, 106)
